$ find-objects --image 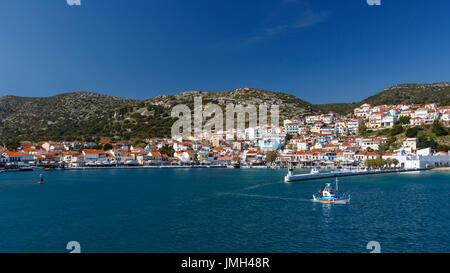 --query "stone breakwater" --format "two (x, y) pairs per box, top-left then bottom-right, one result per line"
(284, 168), (430, 182)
